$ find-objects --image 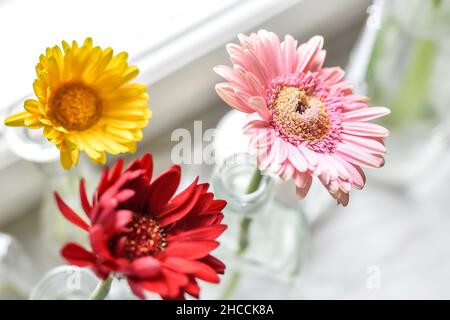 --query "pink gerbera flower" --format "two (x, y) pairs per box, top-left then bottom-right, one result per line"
(215, 30), (390, 206)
